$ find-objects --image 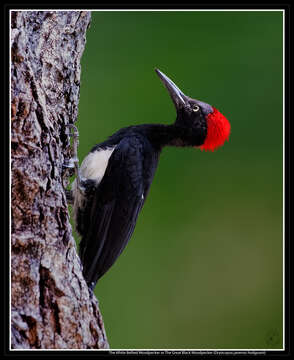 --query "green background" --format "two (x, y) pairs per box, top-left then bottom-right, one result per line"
(72, 11), (283, 349)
